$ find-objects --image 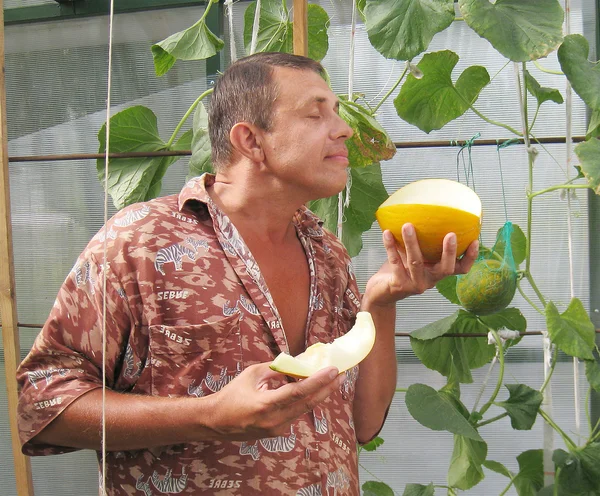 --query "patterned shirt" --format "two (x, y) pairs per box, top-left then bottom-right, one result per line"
(17, 173), (363, 495)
